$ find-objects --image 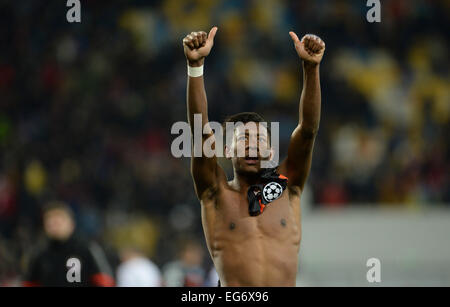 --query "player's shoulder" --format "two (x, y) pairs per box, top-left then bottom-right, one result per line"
(276, 163), (303, 197)
(198, 177), (233, 204)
